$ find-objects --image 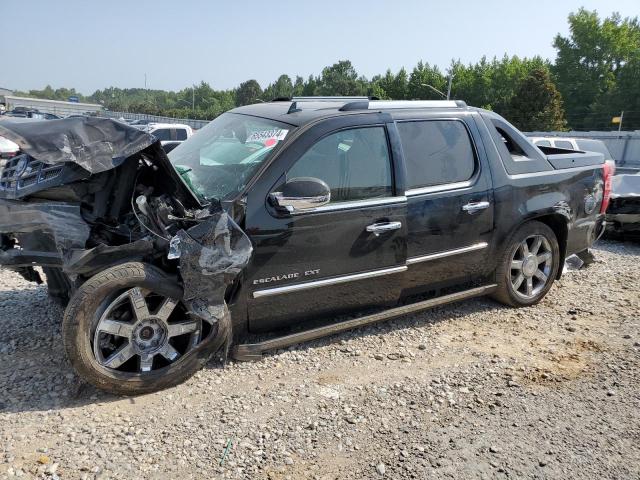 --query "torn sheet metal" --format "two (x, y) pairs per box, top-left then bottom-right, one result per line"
(63, 239), (155, 275)
(0, 117), (155, 174)
(0, 199), (90, 251)
(172, 210), (253, 307)
(170, 210), (252, 359)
